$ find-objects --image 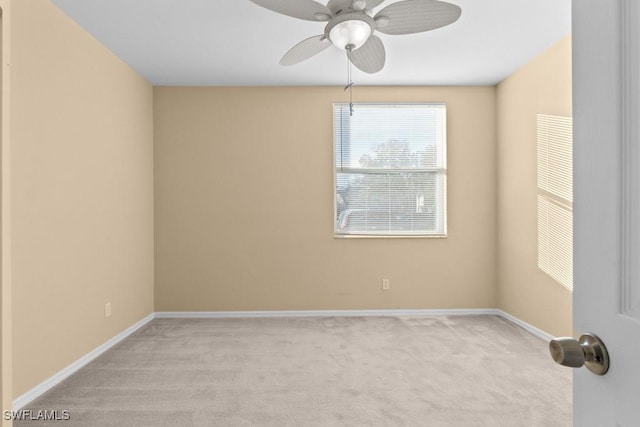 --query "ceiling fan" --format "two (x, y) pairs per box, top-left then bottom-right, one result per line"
(248, 0), (462, 74)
